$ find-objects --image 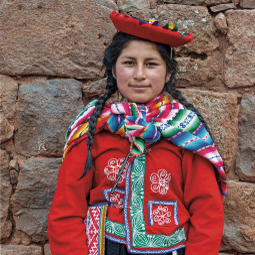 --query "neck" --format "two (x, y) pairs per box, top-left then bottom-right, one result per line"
(106, 91), (174, 105)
